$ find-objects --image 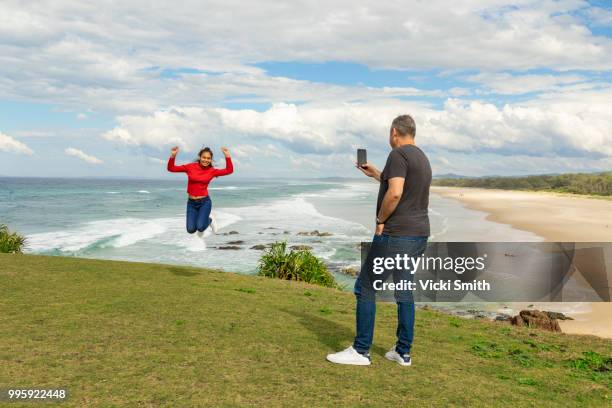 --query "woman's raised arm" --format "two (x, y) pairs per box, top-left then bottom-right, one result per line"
(214, 147), (233, 176)
(167, 146), (188, 172)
